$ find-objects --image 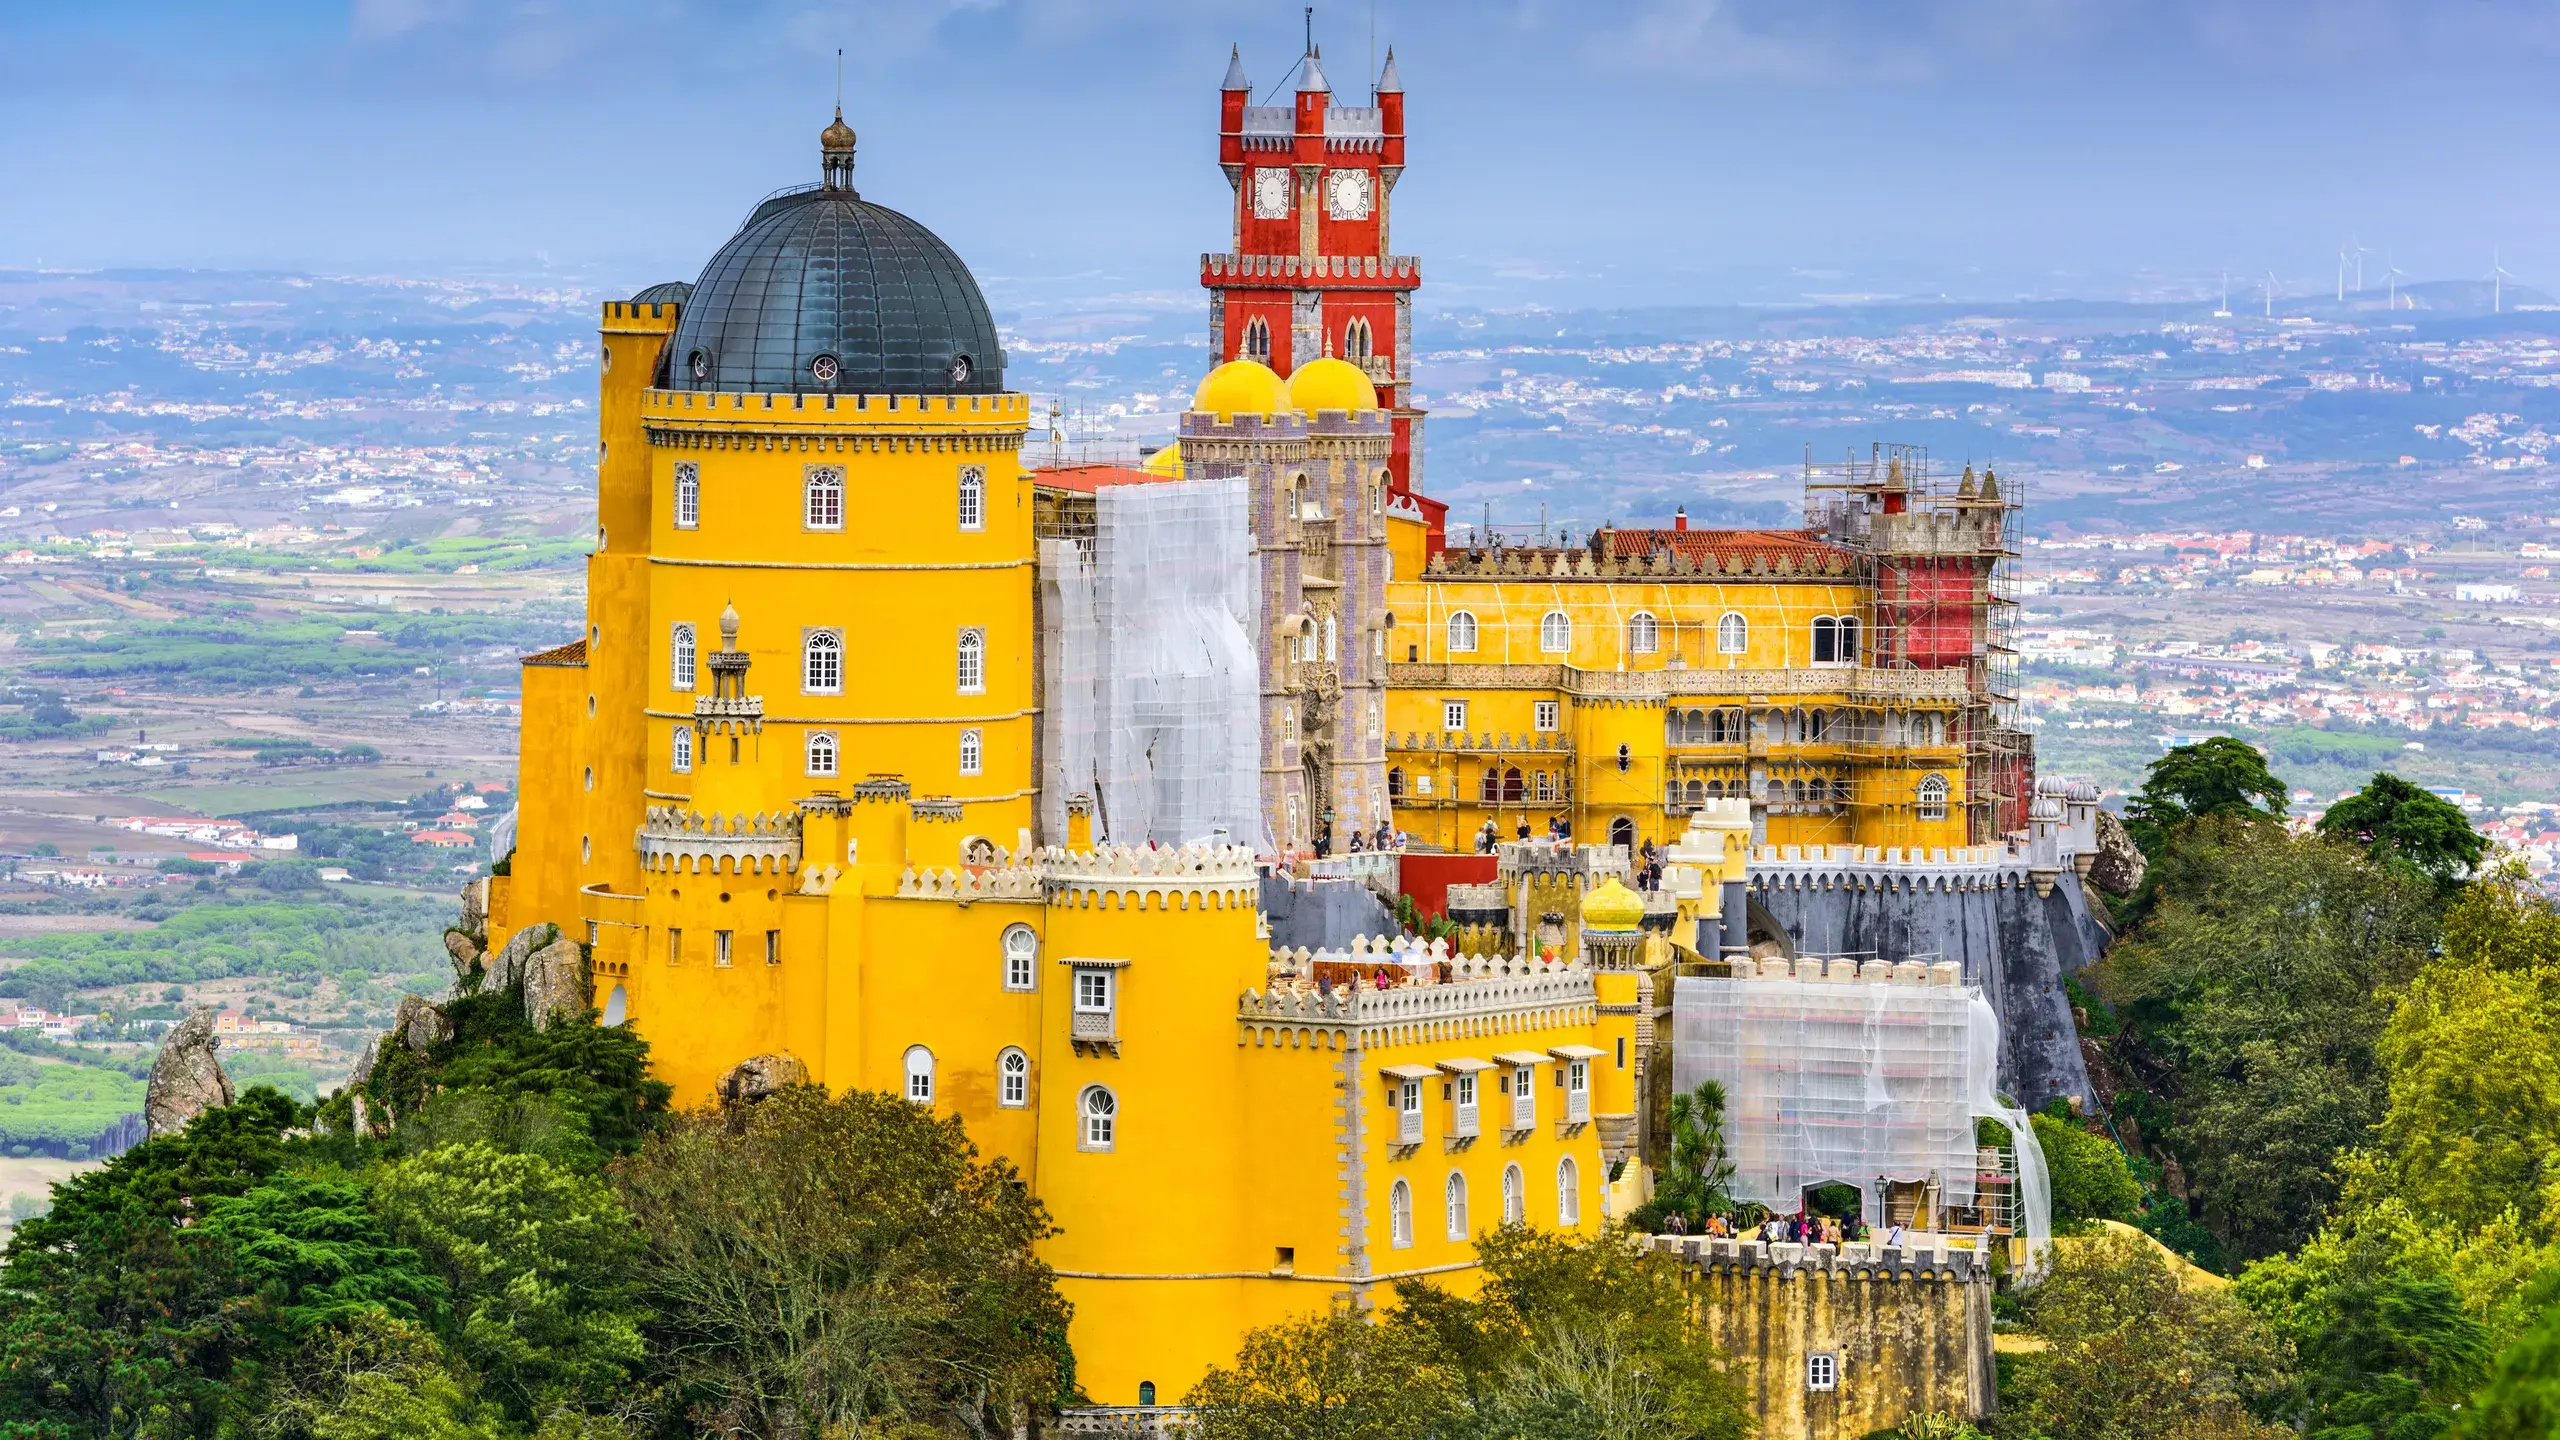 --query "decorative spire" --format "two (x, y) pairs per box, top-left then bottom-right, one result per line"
(720, 601), (741, 649)
(820, 107), (858, 191)
(1221, 44), (1250, 92)
(1376, 45), (1402, 93)
(1298, 43), (1329, 94)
